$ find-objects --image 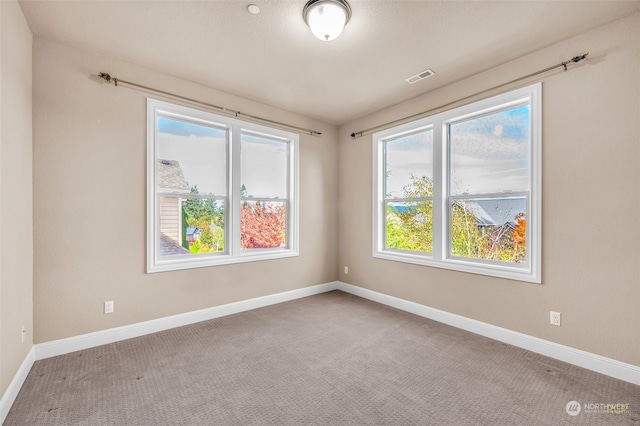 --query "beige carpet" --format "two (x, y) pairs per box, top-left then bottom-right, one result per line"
(5, 291), (640, 425)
